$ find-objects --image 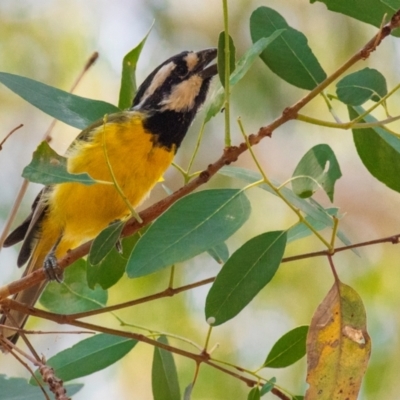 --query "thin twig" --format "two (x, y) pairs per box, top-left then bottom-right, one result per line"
(0, 338), (51, 399)
(0, 124), (23, 151)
